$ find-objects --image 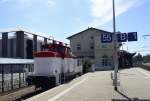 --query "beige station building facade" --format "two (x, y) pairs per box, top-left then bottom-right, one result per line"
(67, 27), (119, 70)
